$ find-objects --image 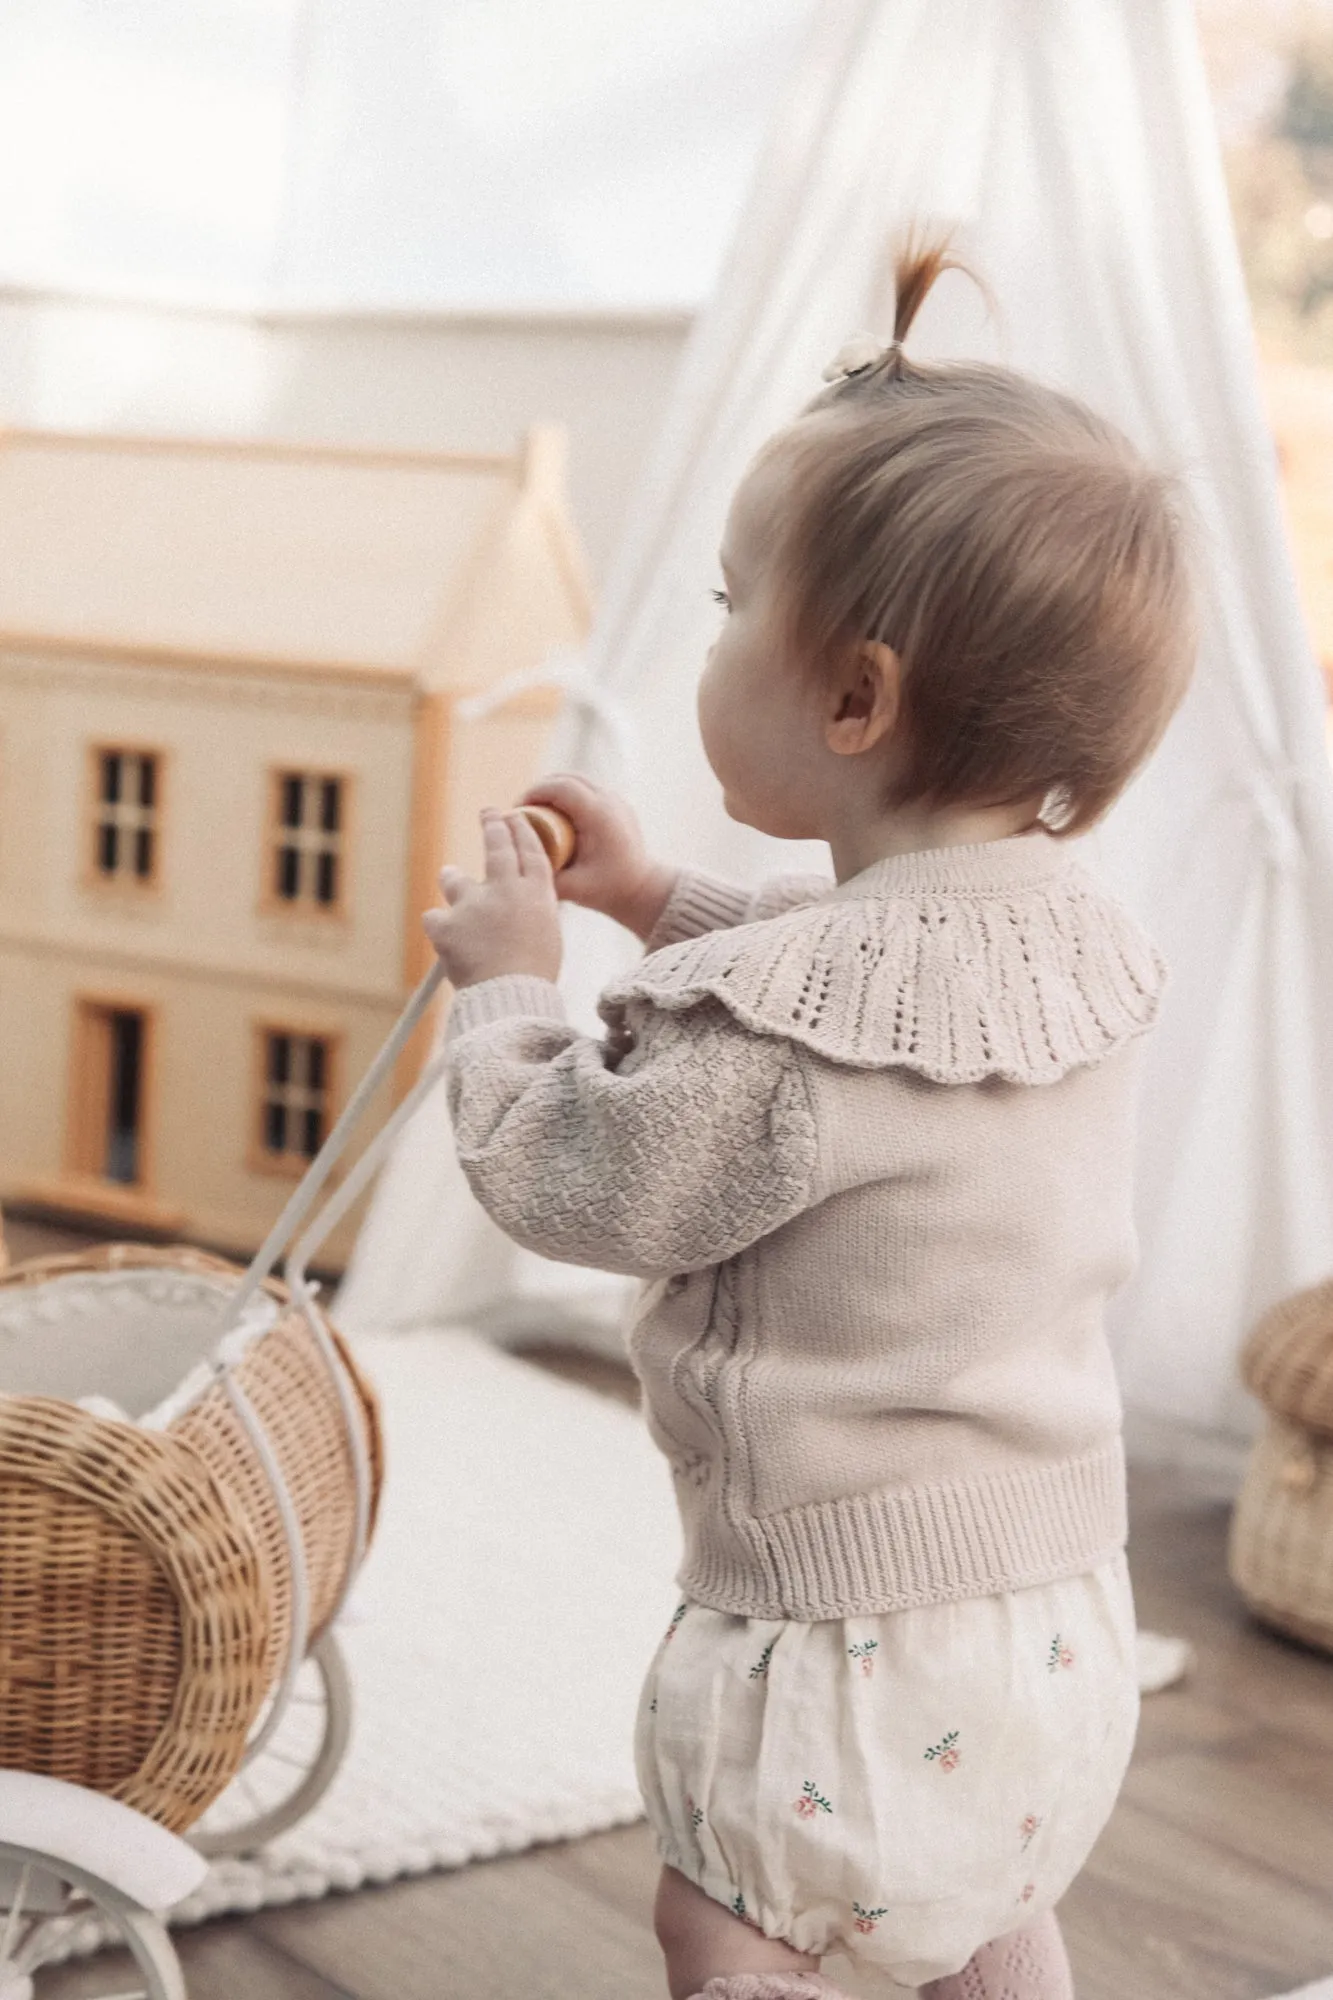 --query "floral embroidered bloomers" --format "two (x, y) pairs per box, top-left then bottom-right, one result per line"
(635, 1552), (1140, 1984)
(441, 834), (1165, 1981)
